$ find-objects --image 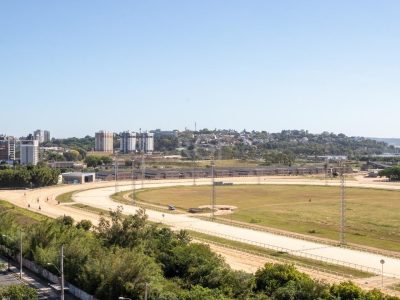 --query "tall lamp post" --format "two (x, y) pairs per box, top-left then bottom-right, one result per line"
(47, 245), (64, 300)
(131, 159), (136, 205)
(211, 156), (216, 221)
(2, 230), (23, 279)
(380, 259), (385, 289)
(19, 230), (22, 279)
